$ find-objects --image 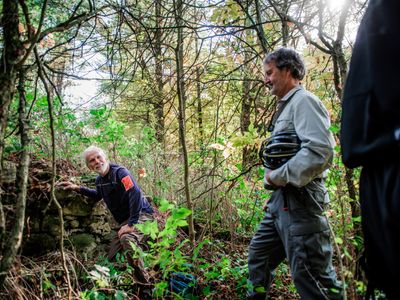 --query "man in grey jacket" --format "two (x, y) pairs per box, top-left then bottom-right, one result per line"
(247, 48), (342, 299)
